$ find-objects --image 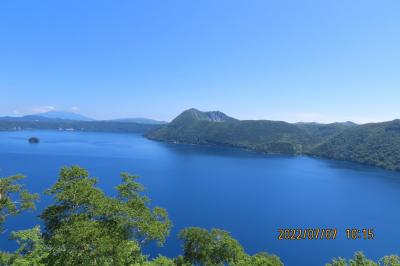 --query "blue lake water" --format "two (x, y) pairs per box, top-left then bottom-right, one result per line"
(0, 130), (399, 265)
